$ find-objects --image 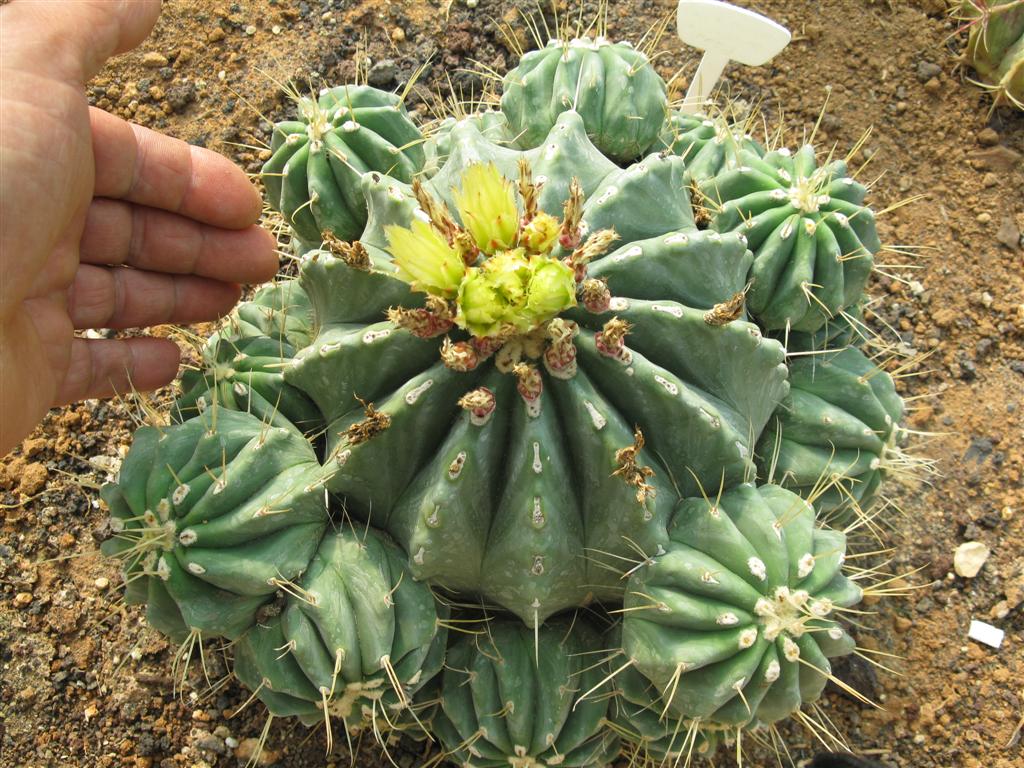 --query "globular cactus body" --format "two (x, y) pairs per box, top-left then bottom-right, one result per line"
(757, 346), (904, 519)
(431, 620), (620, 767)
(960, 1), (1024, 109)
(263, 86), (425, 246)
(501, 38), (668, 162)
(232, 527), (446, 732)
(284, 126), (790, 625)
(100, 410), (327, 640)
(702, 145), (880, 333)
(621, 484), (861, 730)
